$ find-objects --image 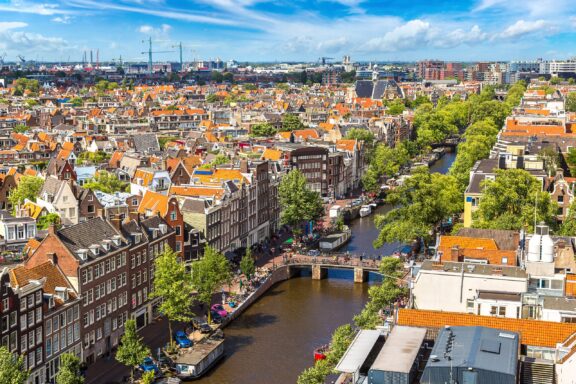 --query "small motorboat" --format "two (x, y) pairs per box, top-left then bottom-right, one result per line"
(313, 344), (329, 361)
(359, 205), (372, 217)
